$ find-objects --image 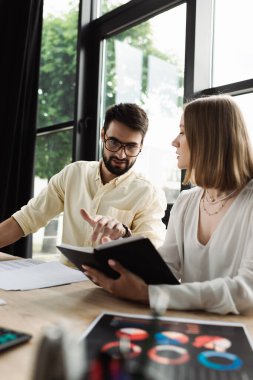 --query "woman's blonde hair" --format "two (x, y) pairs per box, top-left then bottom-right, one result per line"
(183, 94), (253, 190)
